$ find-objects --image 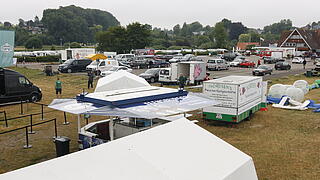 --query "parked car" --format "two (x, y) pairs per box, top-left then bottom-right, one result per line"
(151, 59), (170, 68)
(263, 57), (284, 64)
(86, 59), (119, 75)
(229, 59), (244, 67)
(275, 62), (291, 70)
(239, 60), (255, 68)
(0, 68), (42, 104)
(292, 57), (304, 64)
(169, 56), (184, 63)
(252, 65), (273, 76)
(58, 59), (92, 73)
(139, 68), (161, 83)
(207, 59), (229, 71)
(100, 66), (133, 77)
